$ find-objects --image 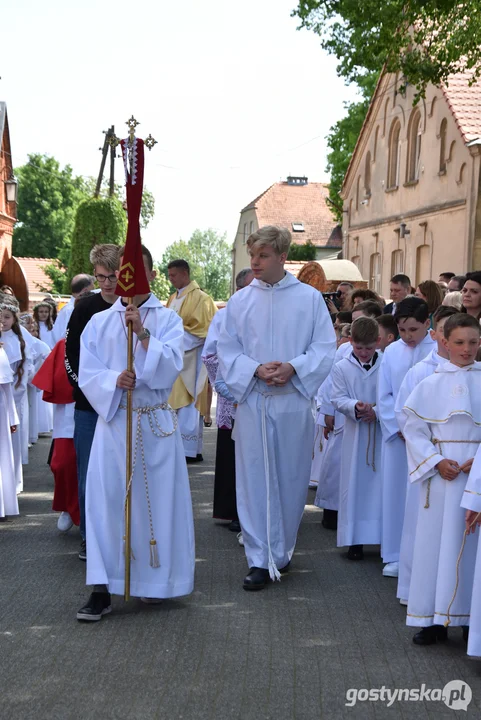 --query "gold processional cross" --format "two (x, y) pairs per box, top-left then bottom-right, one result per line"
(108, 116), (157, 290)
